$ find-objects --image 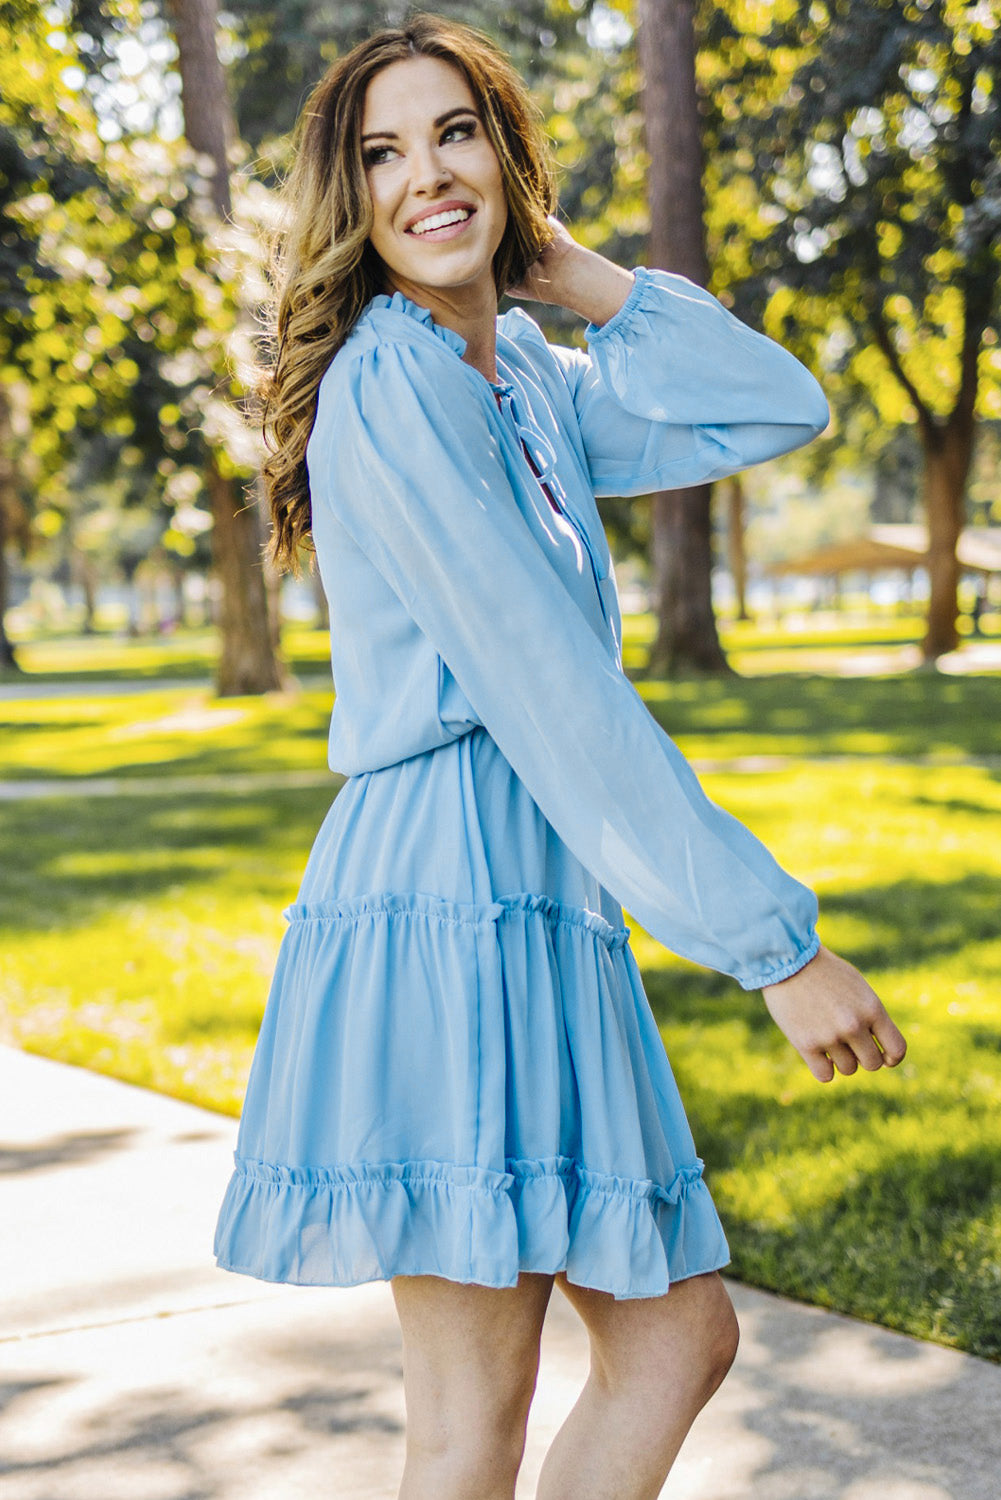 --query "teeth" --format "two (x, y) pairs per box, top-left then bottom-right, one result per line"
(409, 207), (472, 235)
